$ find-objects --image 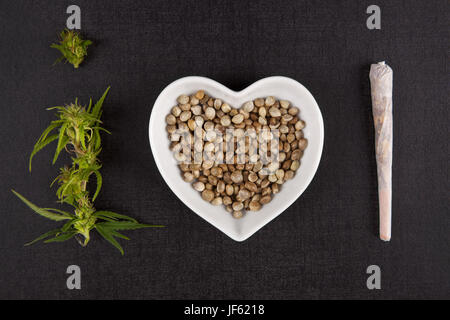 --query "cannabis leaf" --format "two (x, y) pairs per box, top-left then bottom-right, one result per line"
(95, 224), (125, 255)
(44, 231), (77, 243)
(95, 222), (163, 255)
(25, 229), (61, 246)
(93, 210), (138, 222)
(12, 190), (72, 221)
